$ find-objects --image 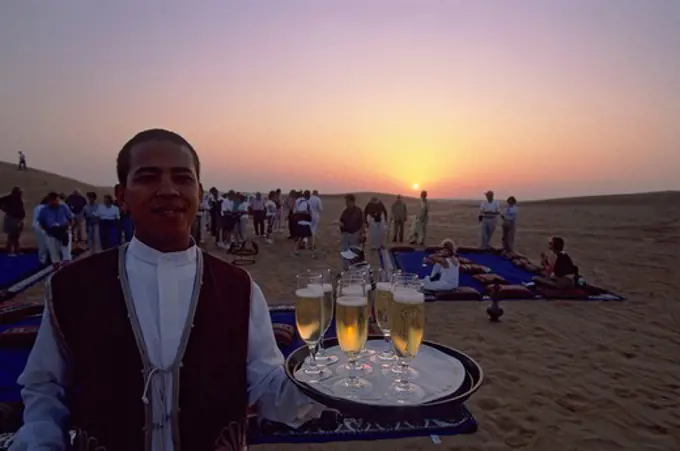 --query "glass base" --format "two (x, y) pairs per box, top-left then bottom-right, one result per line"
(385, 381), (426, 404)
(296, 365), (333, 383)
(357, 347), (376, 359)
(335, 361), (374, 377)
(306, 353), (339, 367)
(332, 377), (373, 399)
(382, 363), (419, 380)
(371, 349), (398, 363)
